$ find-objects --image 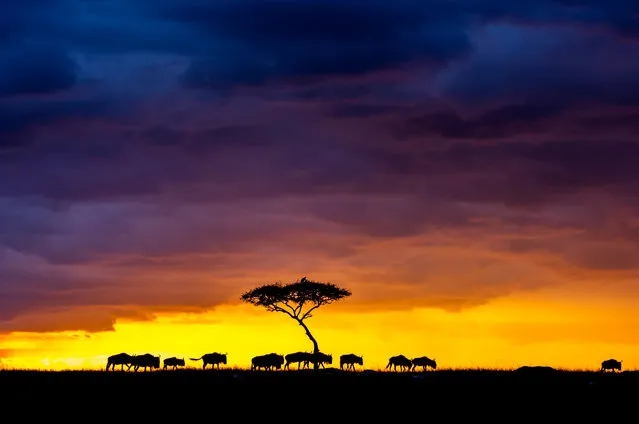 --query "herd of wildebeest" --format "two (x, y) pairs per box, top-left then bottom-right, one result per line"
(105, 351), (626, 373)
